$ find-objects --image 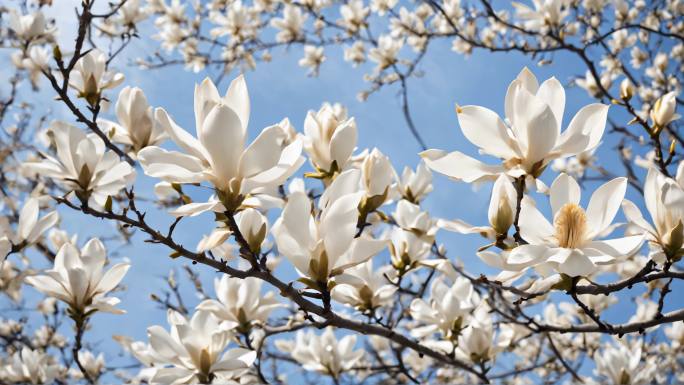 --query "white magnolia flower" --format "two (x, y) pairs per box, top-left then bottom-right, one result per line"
(138, 75), (304, 211)
(143, 309), (256, 384)
(68, 50), (125, 105)
(361, 148), (395, 198)
(394, 161), (433, 203)
(302, 103), (357, 174)
(422, 67), (608, 183)
(512, 0), (568, 30)
(272, 169), (386, 285)
(623, 165), (684, 262)
(339, 0), (369, 33)
(368, 35), (402, 70)
(410, 274), (478, 341)
(25, 238), (130, 315)
(275, 327), (364, 378)
(270, 5), (307, 43)
(0, 197), (58, 262)
(592, 339), (657, 385)
(331, 259), (397, 311)
(8, 10), (55, 44)
(72, 351), (105, 380)
(197, 276), (281, 330)
(100, 86), (167, 154)
(23, 121), (136, 208)
(511, 174), (643, 277)
(0, 347), (62, 384)
(457, 305), (498, 364)
(389, 227), (431, 273)
(439, 174), (517, 240)
(650, 91), (679, 128)
(298, 45), (326, 76)
(11, 46), (50, 88)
